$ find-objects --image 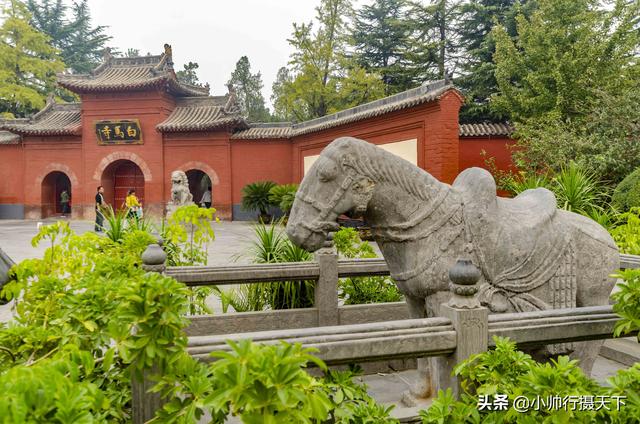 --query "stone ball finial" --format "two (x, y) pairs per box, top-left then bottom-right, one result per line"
(141, 242), (167, 273)
(448, 258), (481, 309)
